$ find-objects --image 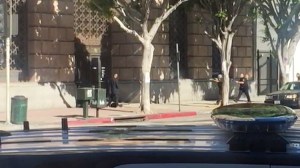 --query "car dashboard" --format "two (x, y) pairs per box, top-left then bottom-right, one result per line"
(1, 123), (300, 168)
